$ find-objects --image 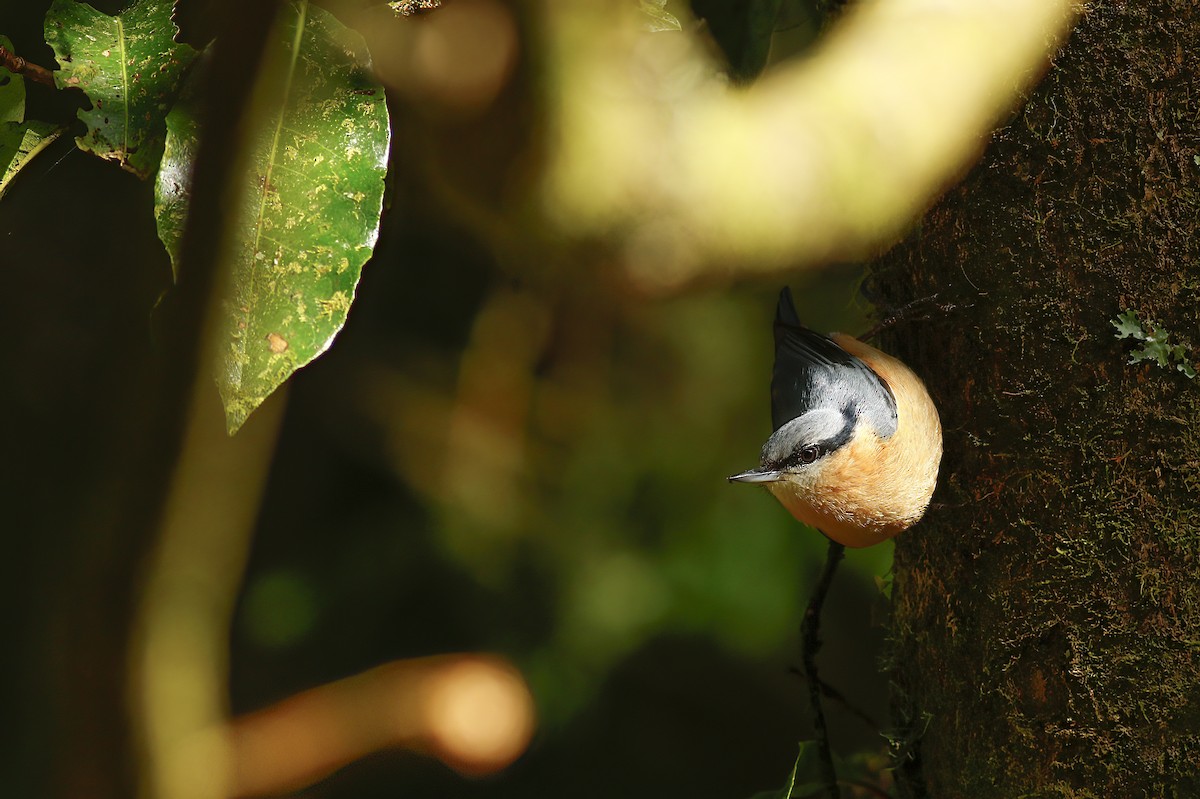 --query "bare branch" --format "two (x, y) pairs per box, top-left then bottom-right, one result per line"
(0, 43), (55, 88)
